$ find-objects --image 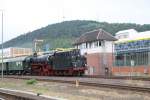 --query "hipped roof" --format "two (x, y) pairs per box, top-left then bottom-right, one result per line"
(74, 29), (117, 45)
